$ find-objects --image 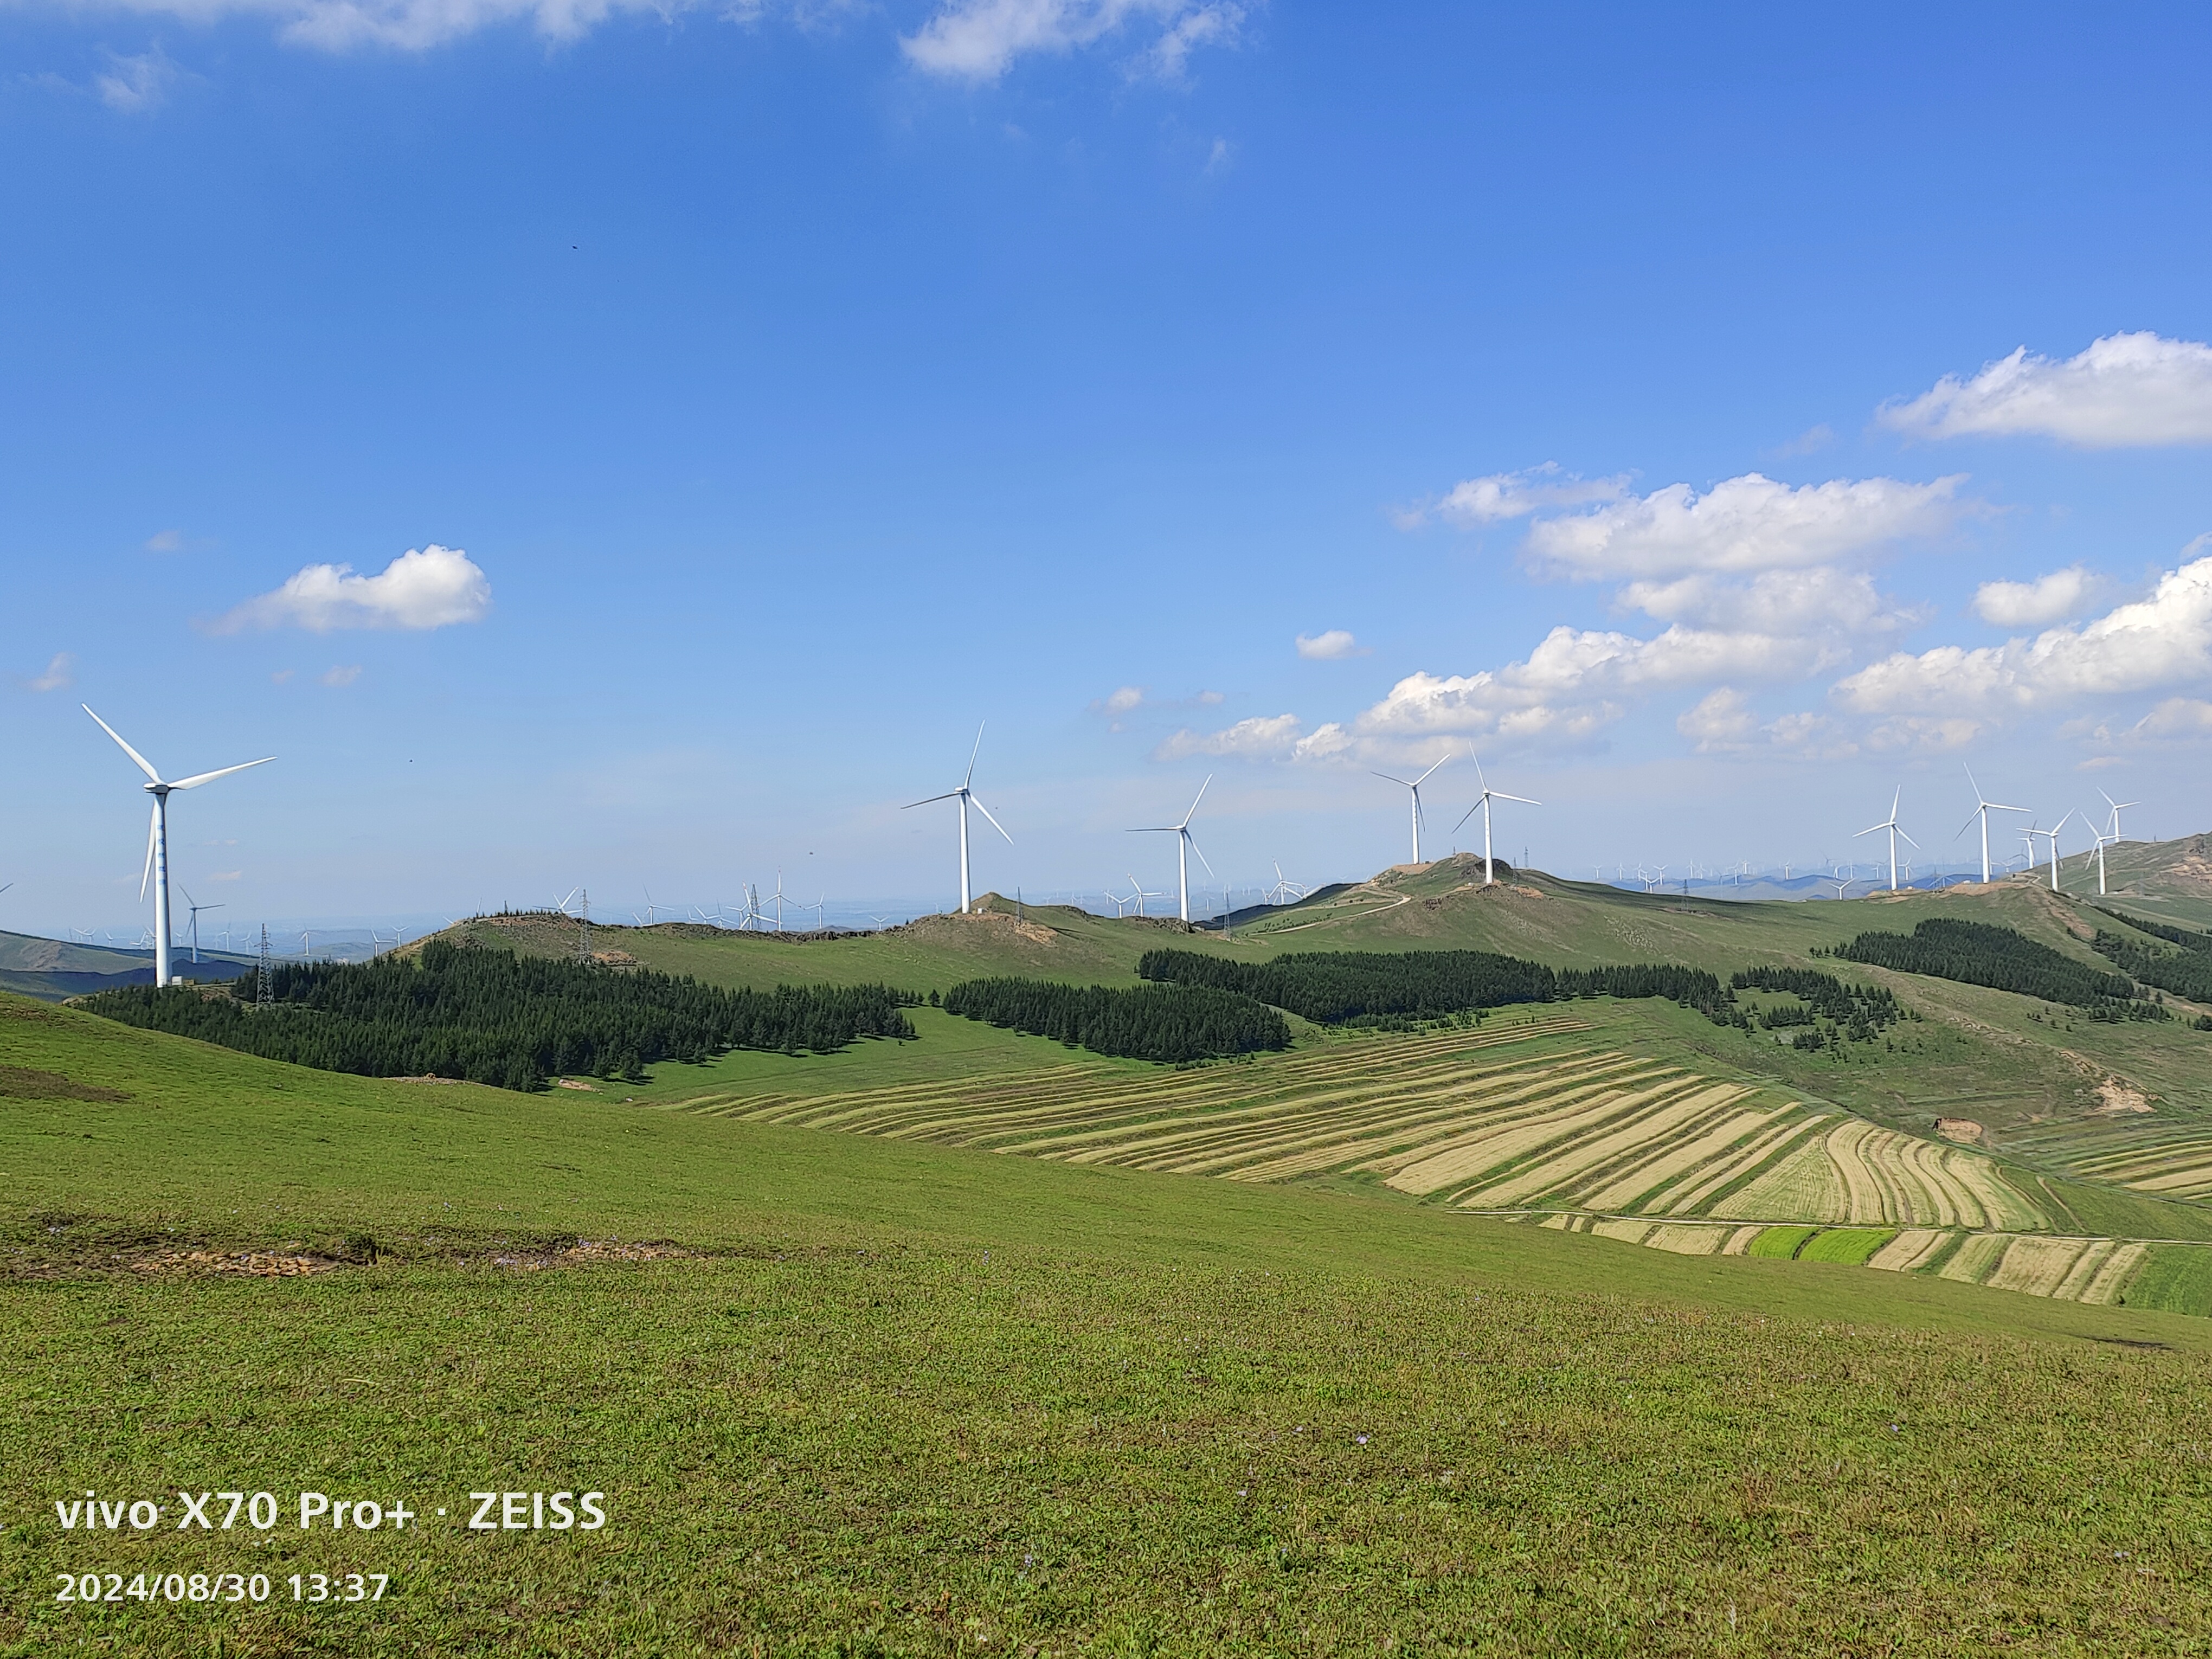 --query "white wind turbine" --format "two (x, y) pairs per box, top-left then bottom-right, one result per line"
(1371, 753), (1450, 865)
(1126, 872), (1162, 919)
(1104, 882), (1137, 918)
(1825, 875), (1857, 900)
(1853, 787), (1918, 892)
(84, 706), (272, 992)
(2023, 813), (2073, 892)
(178, 886), (224, 965)
(1449, 748), (1539, 886)
(2080, 821), (2114, 896)
(1128, 777), (1212, 923)
(1958, 766), (2030, 885)
(2100, 787), (2140, 842)
(904, 724), (1012, 915)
